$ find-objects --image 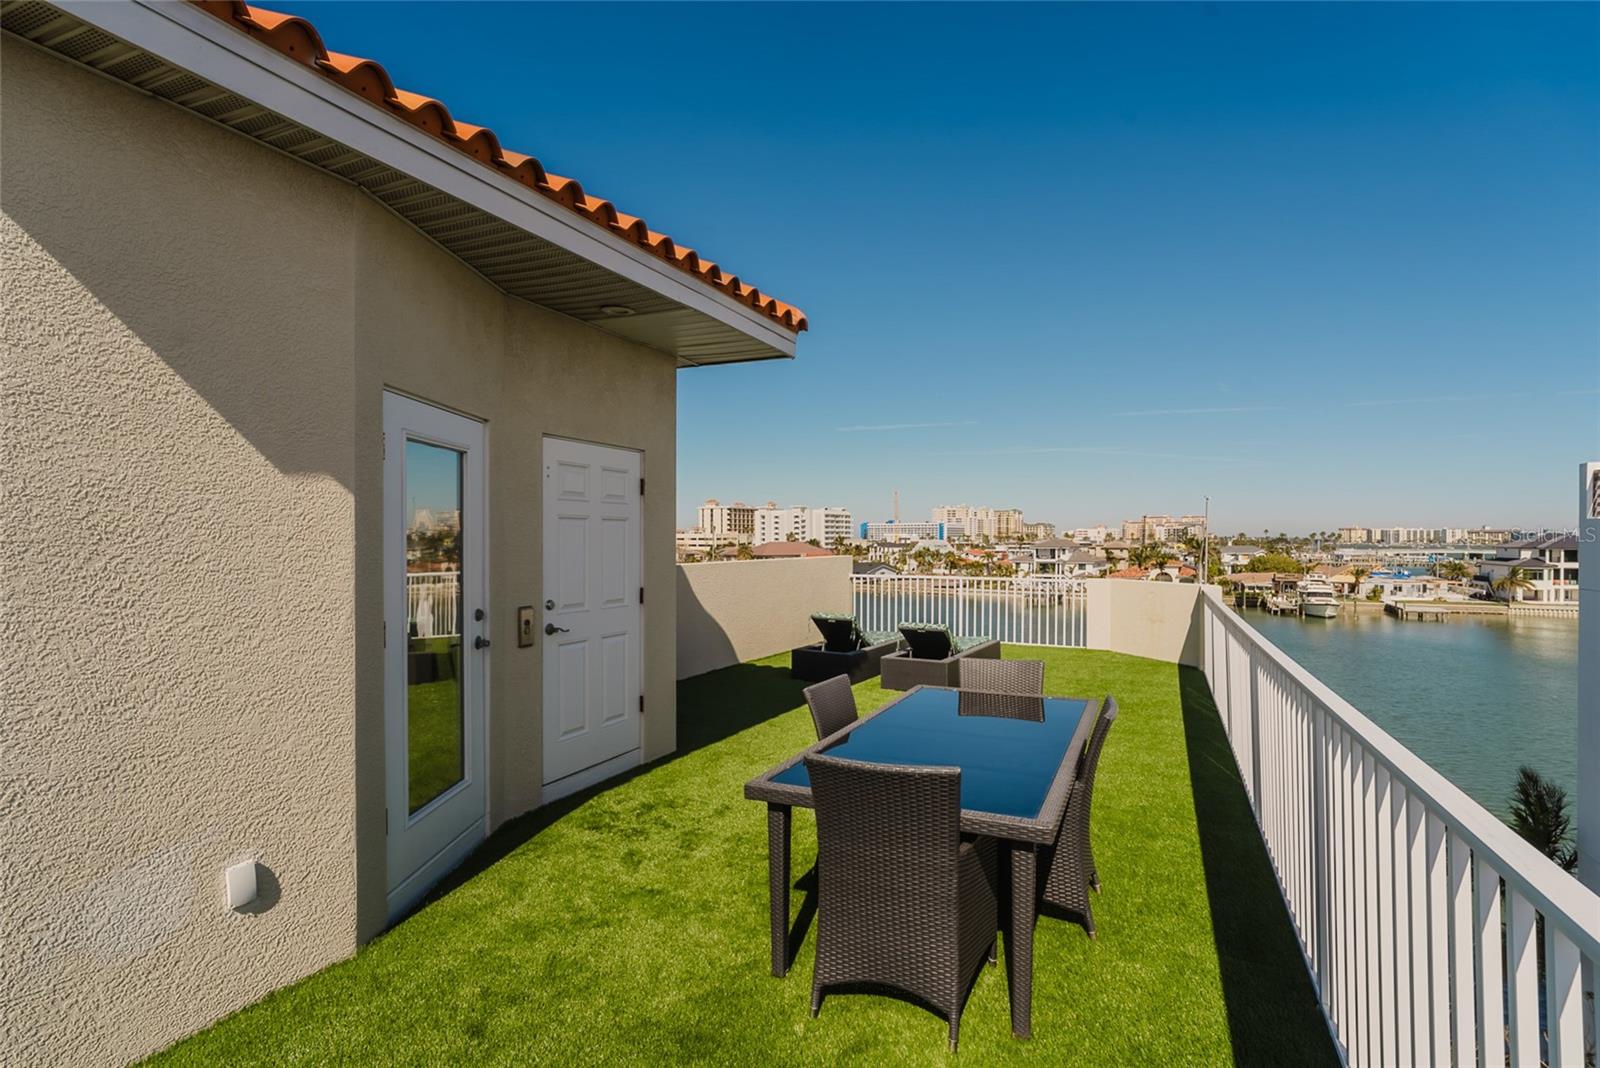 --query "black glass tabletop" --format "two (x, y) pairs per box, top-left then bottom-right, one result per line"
(770, 687), (1093, 820)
